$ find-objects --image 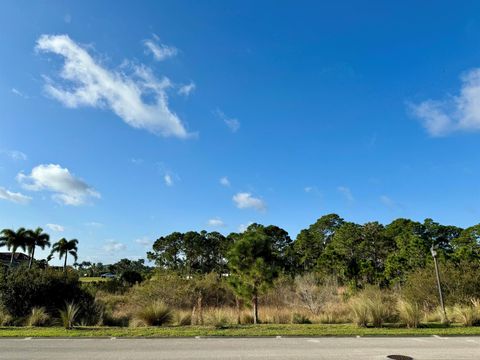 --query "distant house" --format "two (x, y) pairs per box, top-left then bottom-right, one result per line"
(0, 252), (30, 268)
